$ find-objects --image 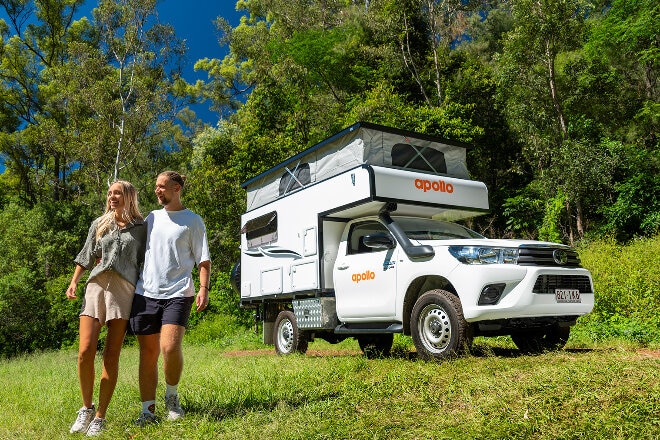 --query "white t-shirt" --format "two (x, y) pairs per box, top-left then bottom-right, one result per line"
(136, 208), (210, 299)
